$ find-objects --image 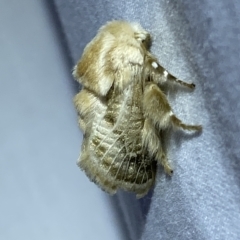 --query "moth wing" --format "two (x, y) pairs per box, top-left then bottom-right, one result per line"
(78, 83), (156, 198)
(108, 43), (144, 91)
(73, 34), (145, 96)
(73, 88), (105, 133)
(75, 32), (155, 197)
